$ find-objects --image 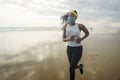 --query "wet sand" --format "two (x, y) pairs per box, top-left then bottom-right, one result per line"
(0, 32), (120, 80)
